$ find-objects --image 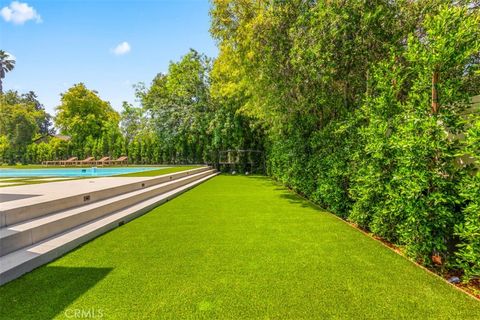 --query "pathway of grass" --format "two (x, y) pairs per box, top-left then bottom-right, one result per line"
(0, 176), (479, 319)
